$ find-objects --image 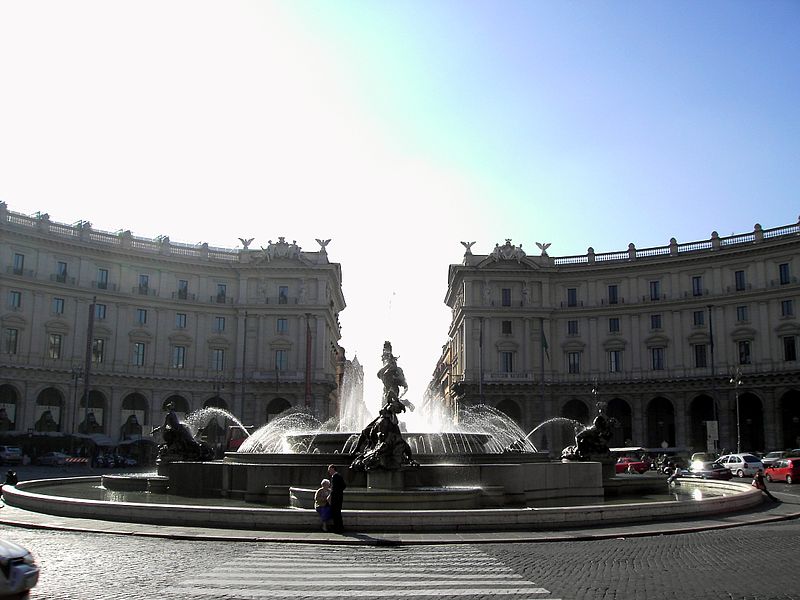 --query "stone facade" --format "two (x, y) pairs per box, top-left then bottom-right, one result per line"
(0, 202), (346, 447)
(440, 225), (800, 456)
